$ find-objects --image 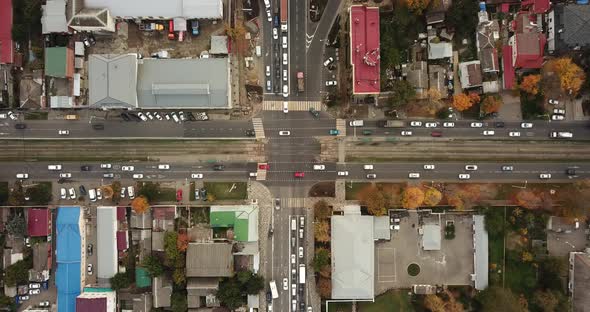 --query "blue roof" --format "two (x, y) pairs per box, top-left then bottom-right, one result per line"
(56, 207), (81, 312)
